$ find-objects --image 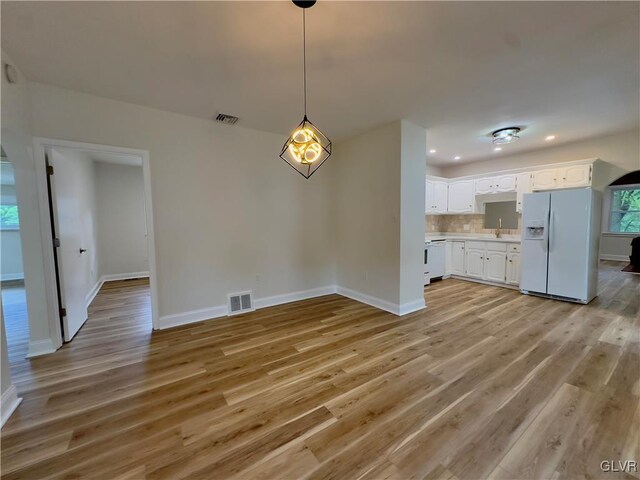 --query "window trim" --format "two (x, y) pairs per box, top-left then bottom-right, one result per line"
(605, 183), (640, 235)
